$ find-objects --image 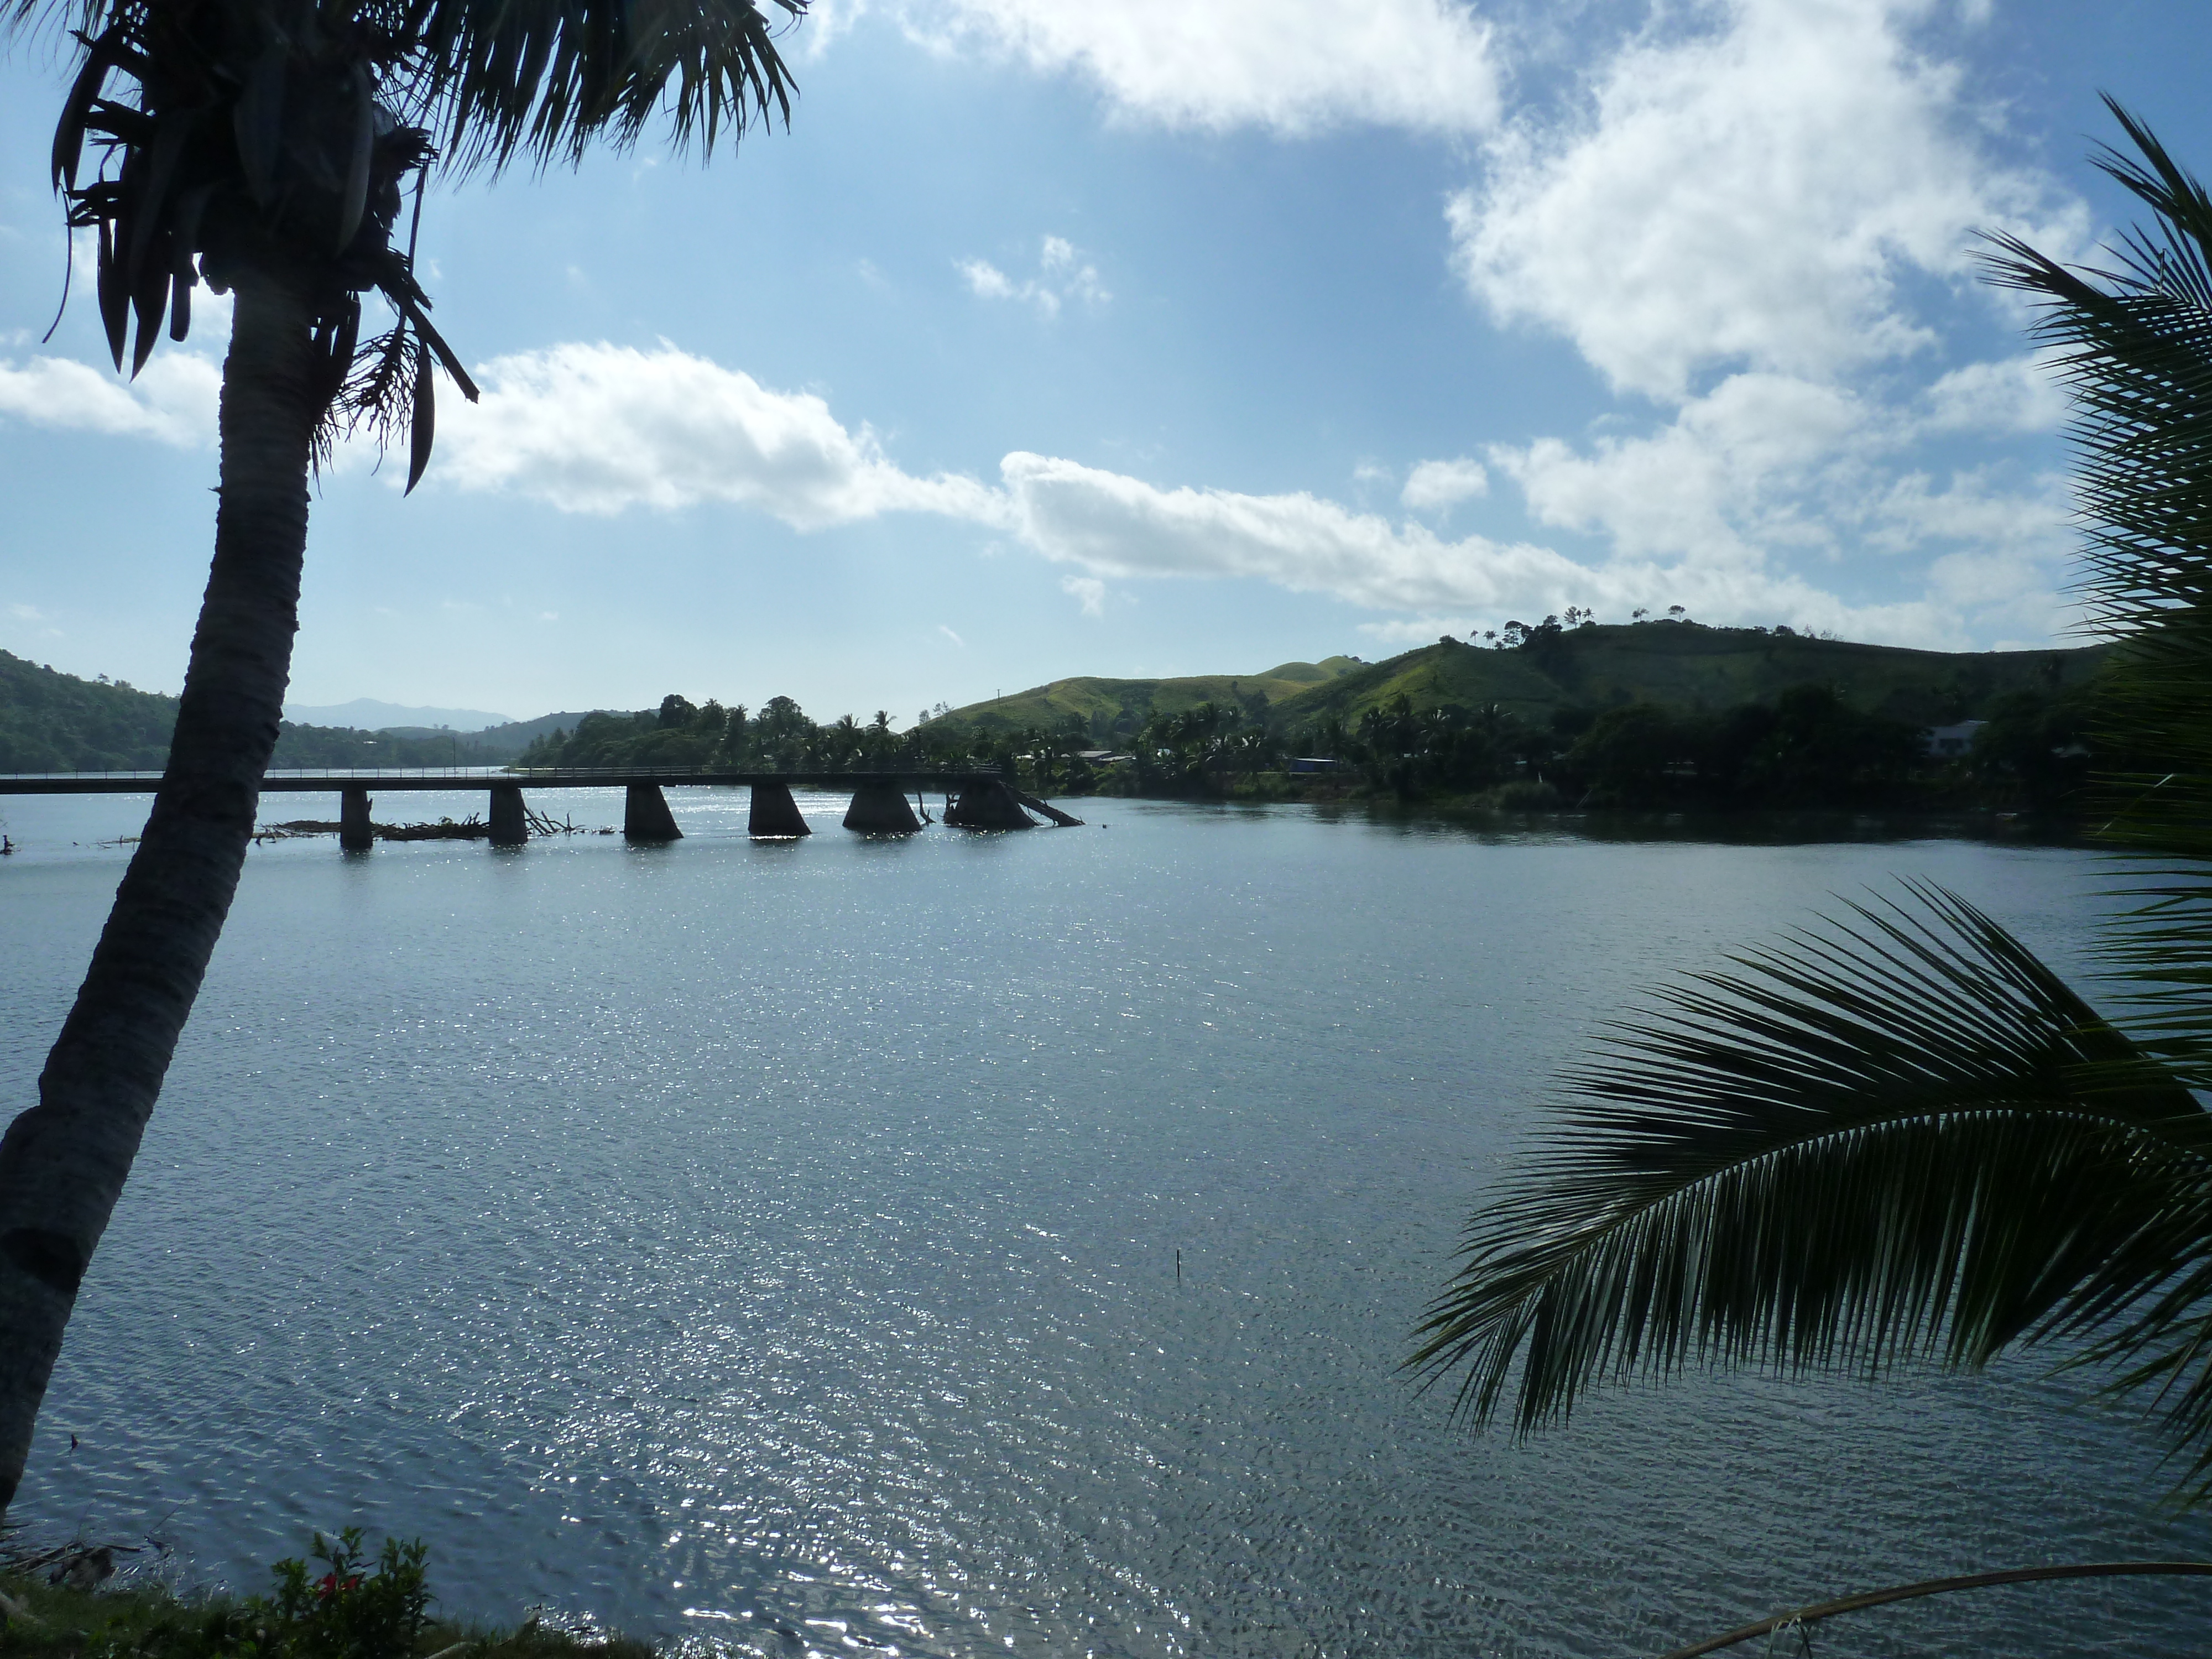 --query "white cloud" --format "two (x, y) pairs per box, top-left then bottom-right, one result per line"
(0, 352), (221, 447)
(1491, 371), (2072, 577)
(958, 236), (1108, 317)
(996, 450), (1585, 612)
(1450, 0), (2084, 401)
(1061, 573), (1108, 616)
(1491, 373), (1872, 565)
(909, 0), (1502, 135)
(1424, 0), (2091, 648)
(958, 258), (1021, 301)
(432, 342), (1004, 528)
(1401, 457), (1489, 512)
(1357, 615), (1484, 646)
(1919, 353), (2068, 435)
(409, 333), (2067, 650)
(938, 624), (967, 646)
